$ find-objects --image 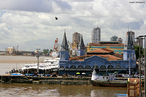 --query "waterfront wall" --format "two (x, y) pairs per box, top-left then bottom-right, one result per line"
(0, 75), (91, 85)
